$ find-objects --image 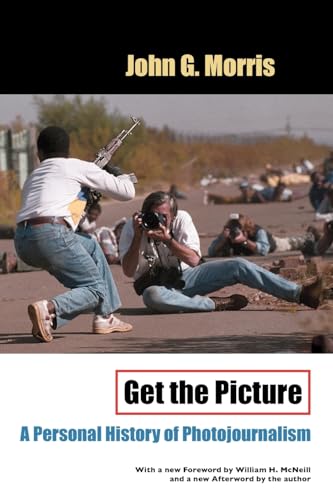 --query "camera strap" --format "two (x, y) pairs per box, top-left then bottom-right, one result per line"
(154, 239), (182, 275)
